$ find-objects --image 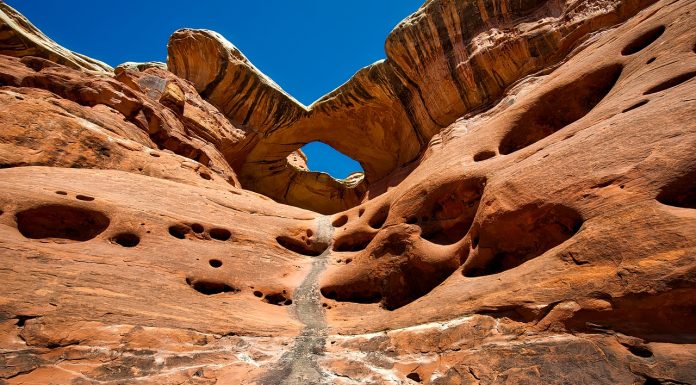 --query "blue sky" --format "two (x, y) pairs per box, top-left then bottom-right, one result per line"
(8, 1), (423, 179)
